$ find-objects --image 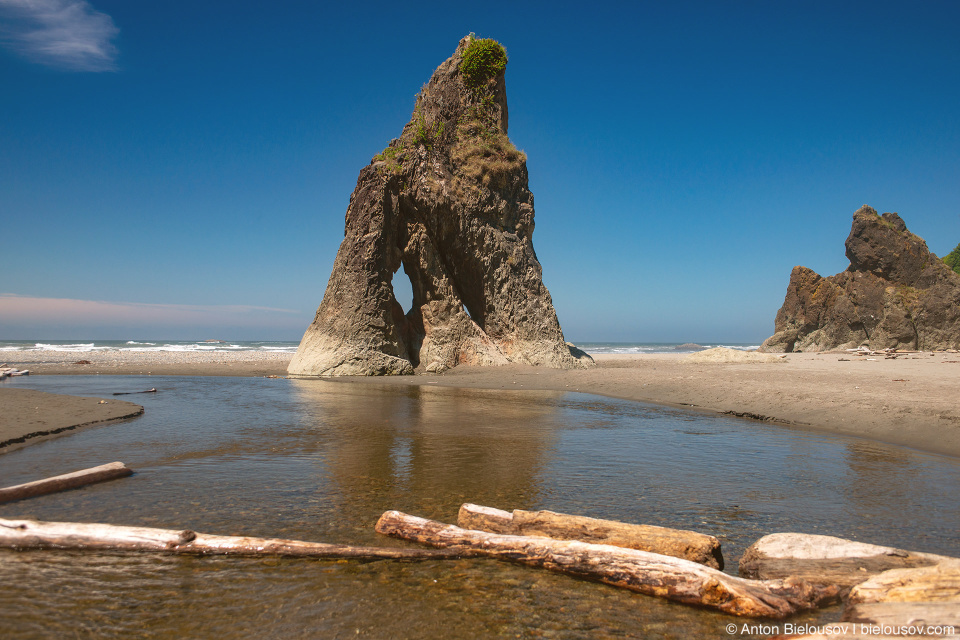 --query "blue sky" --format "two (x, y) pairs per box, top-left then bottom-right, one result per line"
(2, 0), (958, 343)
